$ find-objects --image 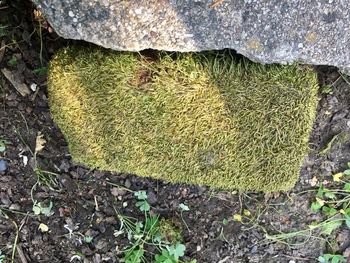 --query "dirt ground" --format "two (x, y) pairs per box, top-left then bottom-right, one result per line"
(1, 1), (350, 263)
